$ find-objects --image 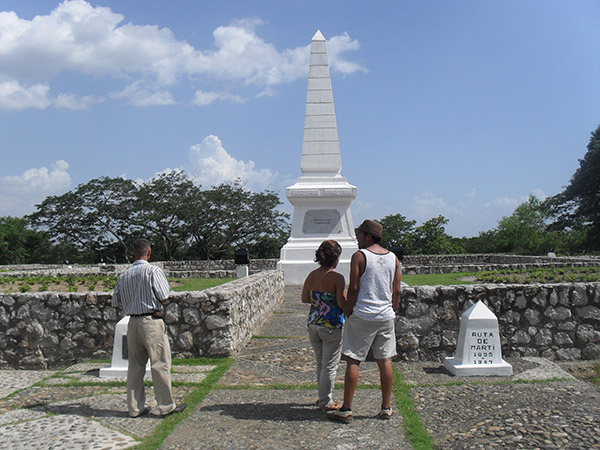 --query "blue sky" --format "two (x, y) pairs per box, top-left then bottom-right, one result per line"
(1, 0), (599, 237)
